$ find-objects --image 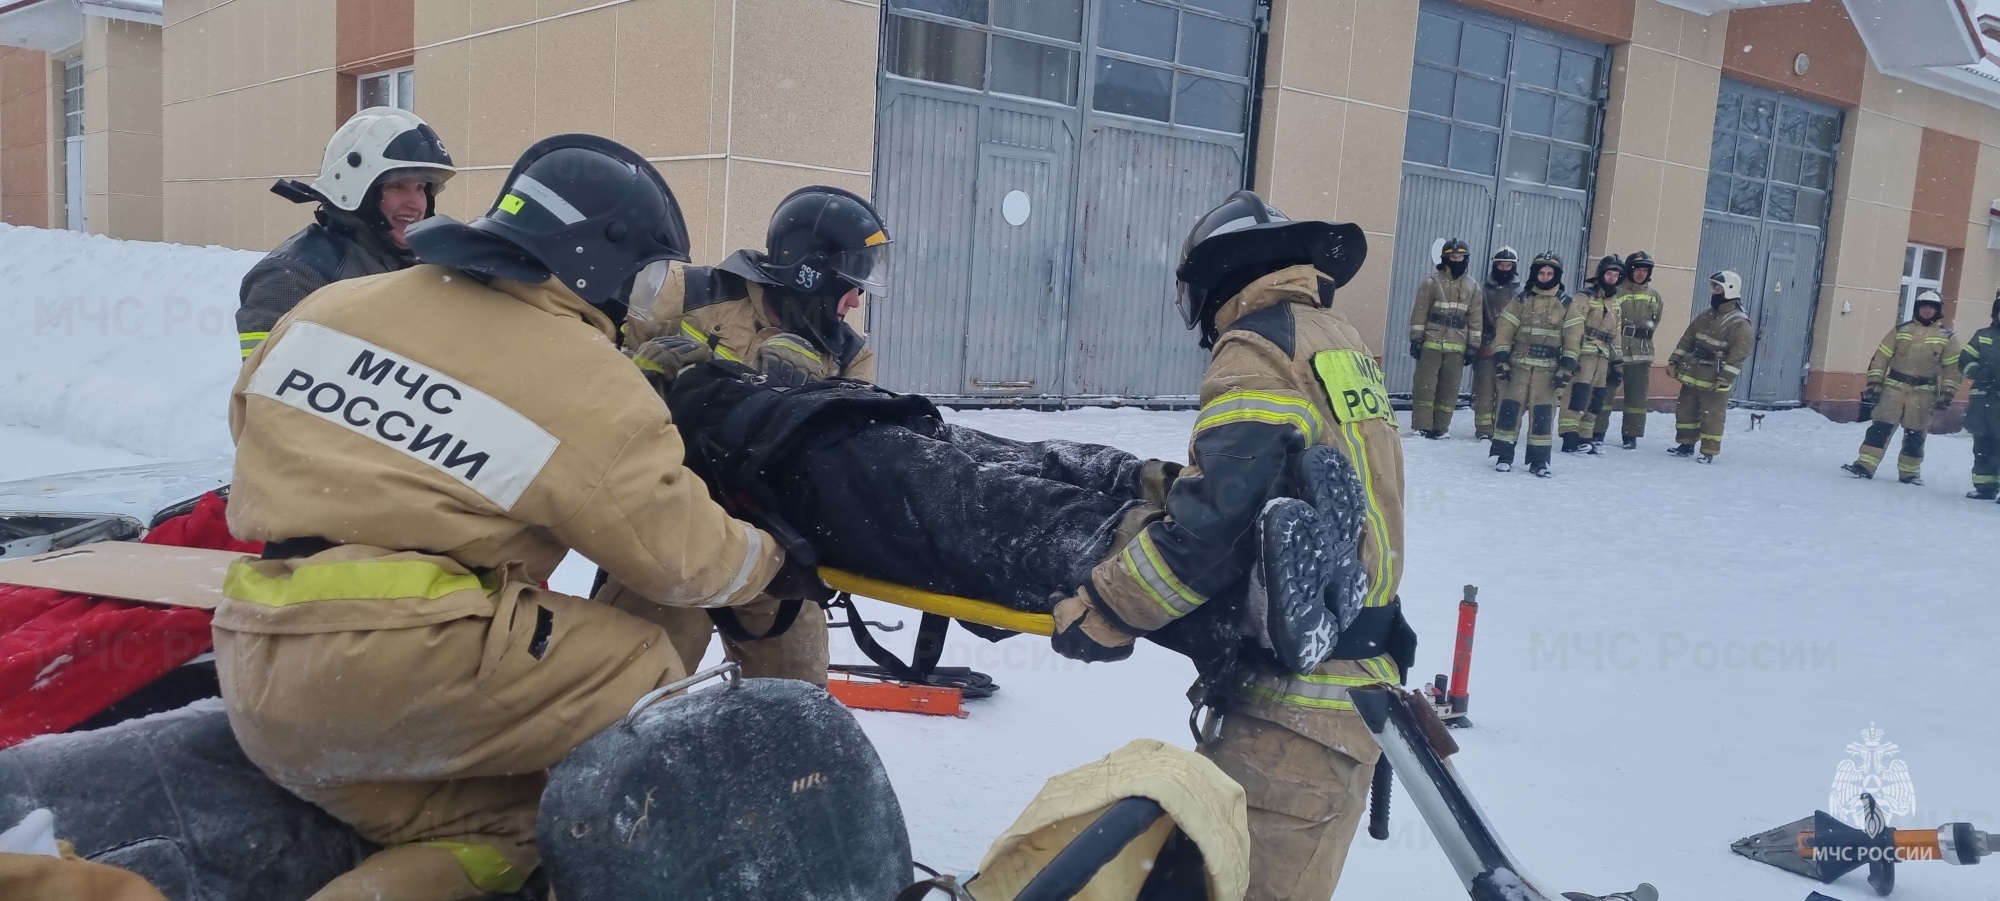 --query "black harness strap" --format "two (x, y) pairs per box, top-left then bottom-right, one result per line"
(835, 594), (951, 683)
(707, 600), (806, 643)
